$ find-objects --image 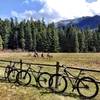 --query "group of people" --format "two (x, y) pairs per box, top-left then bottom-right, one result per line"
(33, 51), (53, 58)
